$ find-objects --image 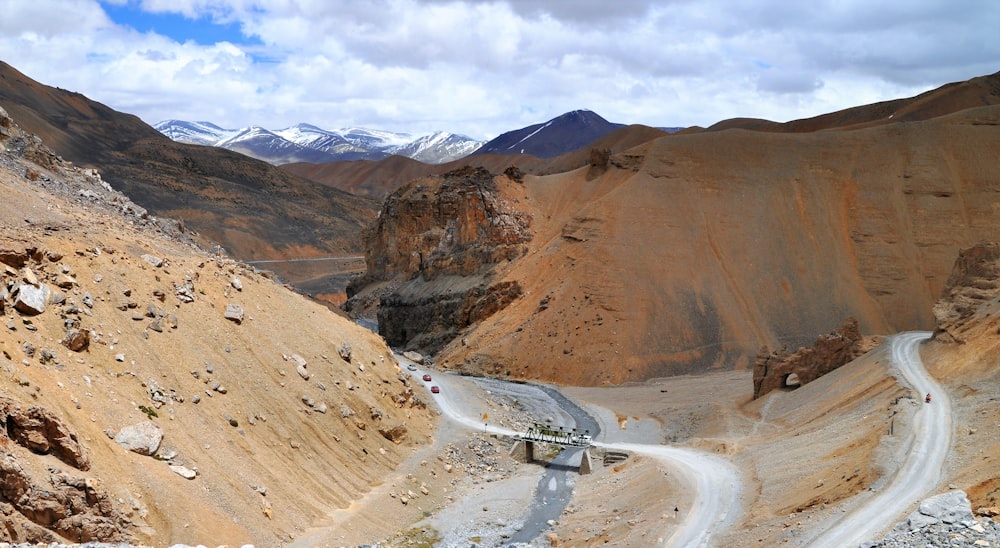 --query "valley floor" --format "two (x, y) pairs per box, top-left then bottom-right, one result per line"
(292, 334), (999, 547)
